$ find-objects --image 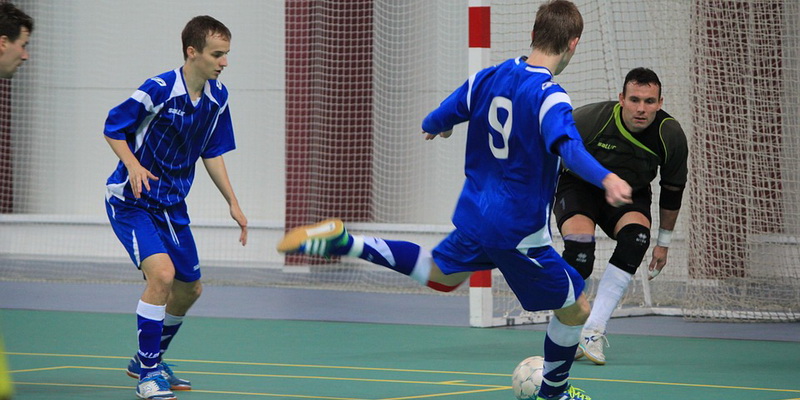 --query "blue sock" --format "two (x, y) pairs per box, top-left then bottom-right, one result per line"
(352, 236), (421, 276)
(538, 317), (582, 398)
(160, 313), (184, 356)
(136, 300), (165, 378)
